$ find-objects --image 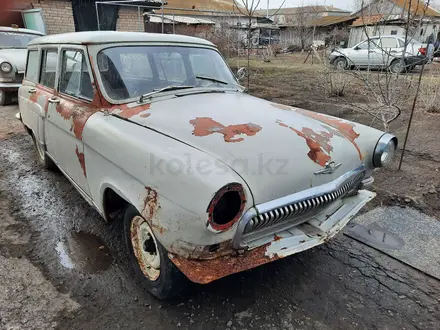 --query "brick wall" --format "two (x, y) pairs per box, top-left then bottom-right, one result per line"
(116, 7), (143, 32)
(5, 0), (143, 34)
(33, 0), (75, 35)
